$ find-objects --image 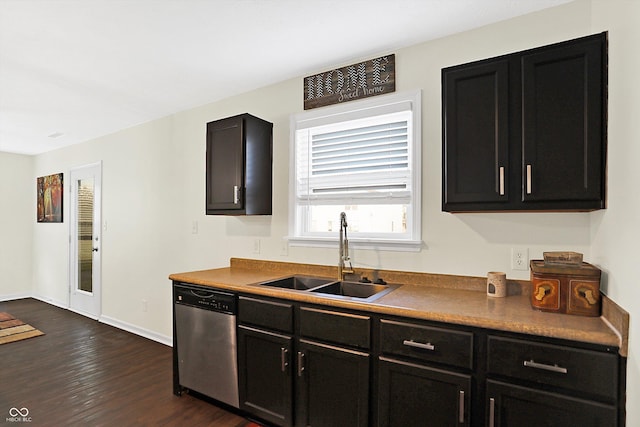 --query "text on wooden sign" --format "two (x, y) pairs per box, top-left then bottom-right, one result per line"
(303, 54), (395, 110)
